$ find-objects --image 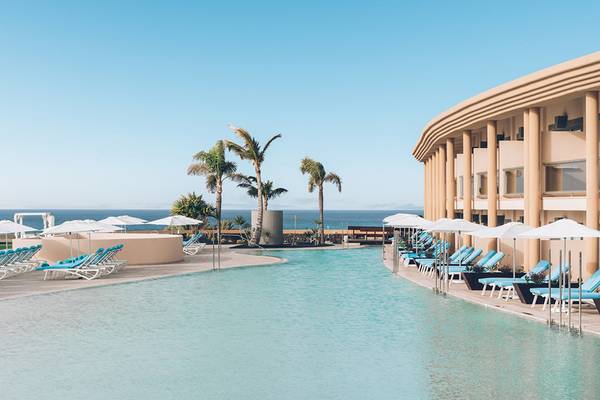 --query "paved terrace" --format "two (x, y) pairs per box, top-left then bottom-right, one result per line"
(0, 247), (283, 301)
(384, 245), (600, 337)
